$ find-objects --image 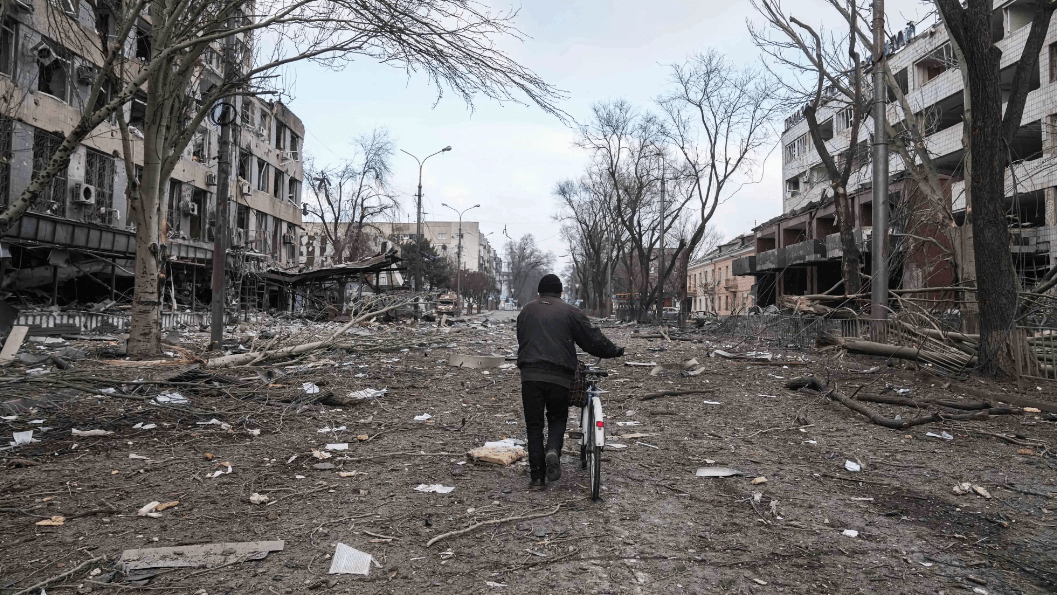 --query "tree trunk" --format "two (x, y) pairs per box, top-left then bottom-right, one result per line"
(964, 43), (1016, 376)
(834, 184), (862, 295)
(127, 156), (164, 357)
